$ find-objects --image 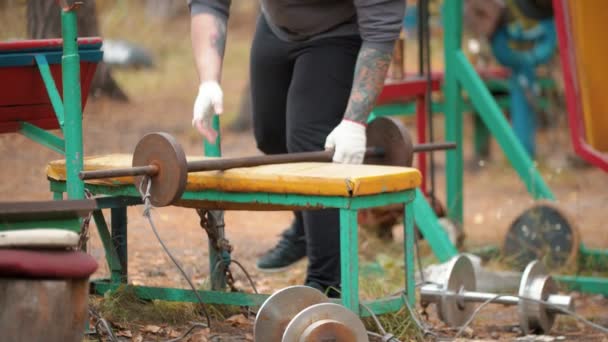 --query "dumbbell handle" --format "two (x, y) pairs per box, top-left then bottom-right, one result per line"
(421, 284), (573, 314)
